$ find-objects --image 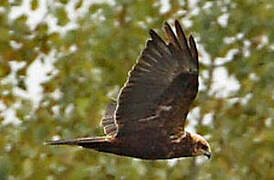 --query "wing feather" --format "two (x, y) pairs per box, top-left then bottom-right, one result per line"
(175, 20), (190, 53)
(189, 35), (199, 70)
(101, 100), (118, 136)
(114, 20), (199, 136)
